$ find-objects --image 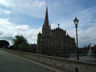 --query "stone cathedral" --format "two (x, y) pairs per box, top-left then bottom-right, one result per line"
(37, 8), (76, 58)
